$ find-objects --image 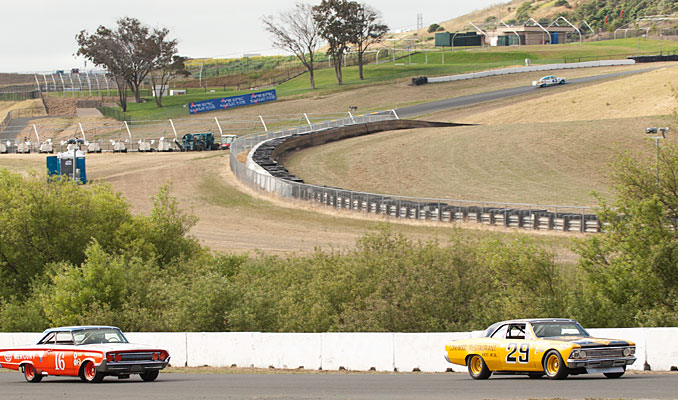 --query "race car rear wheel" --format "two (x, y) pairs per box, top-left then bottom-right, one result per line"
(80, 360), (105, 383)
(23, 364), (43, 383)
(543, 350), (569, 380)
(467, 354), (491, 379)
(140, 371), (159, 382)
